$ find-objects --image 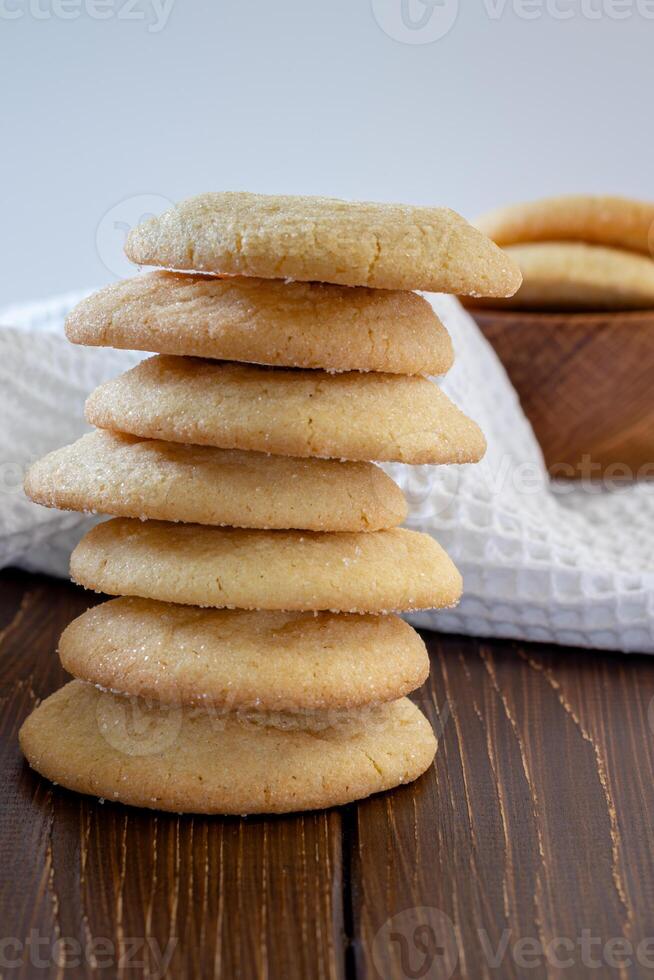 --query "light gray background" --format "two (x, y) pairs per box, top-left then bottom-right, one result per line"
(1, 0), (652, 308)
